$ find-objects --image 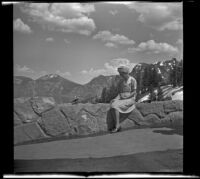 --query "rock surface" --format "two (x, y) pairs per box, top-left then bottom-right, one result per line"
(14, 122), (47, 144)
(163, 100), (183, 114)
(39, 108), (71, 137)
(14, 98), (39, 123)
(136, 101), (166, 118)
(14, 112), (22, 126)
(14, 99), (183, 145)
(144, 114), (161, 125)
(29, 97), (55, 115)
(162, 111), (183, 126)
